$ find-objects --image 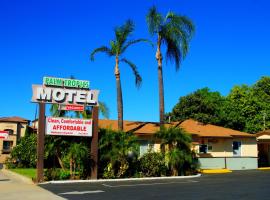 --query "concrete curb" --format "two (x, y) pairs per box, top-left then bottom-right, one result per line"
(1, 169), (34, 185)
(40, 173), (201, 185)
(258, 167), (270, 170)
(200, 169), (232, 174)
